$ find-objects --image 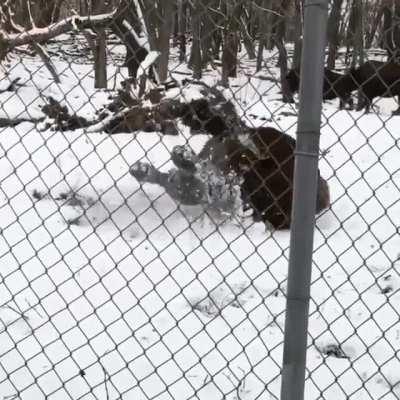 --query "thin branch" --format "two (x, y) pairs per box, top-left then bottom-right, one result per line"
(252, 1), (284, 17)
(26, 0), (37, 29)
(101, 365), (110, 400)
(0, 9), (118, 50)
(33, 43), (61, 83)
(2, 2), (61, 82)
